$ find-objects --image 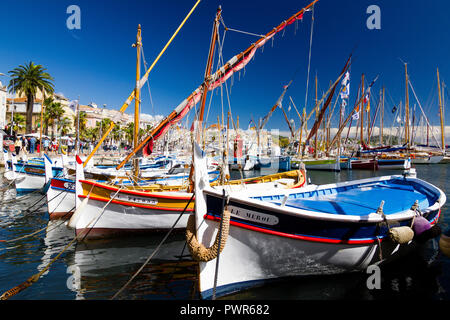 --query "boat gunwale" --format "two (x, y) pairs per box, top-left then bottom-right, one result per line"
(79, 179), (193, 200)
(204, 175), (446, 223)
